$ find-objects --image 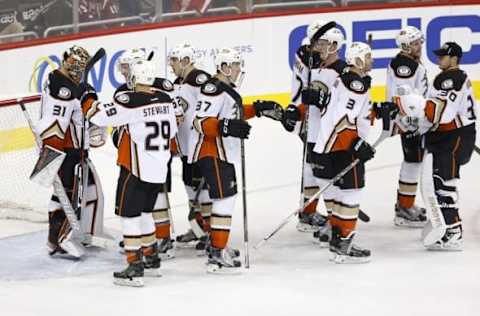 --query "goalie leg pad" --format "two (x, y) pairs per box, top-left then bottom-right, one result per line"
(30, 145), (66, 187)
